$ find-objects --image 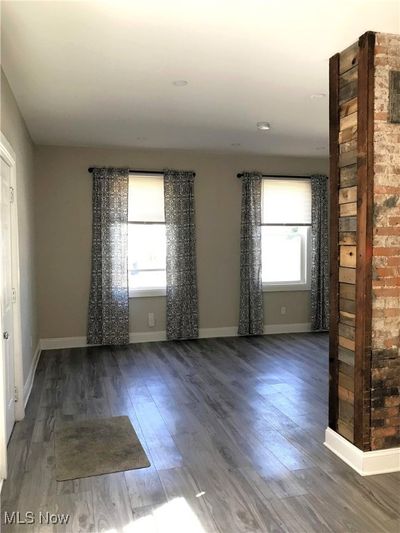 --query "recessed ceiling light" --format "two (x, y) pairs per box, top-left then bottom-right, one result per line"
(173, 80), (188, 86)
(257, 121), (271, 131)
(310, 93), (326, 99)
(231, 143), (241, 147)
